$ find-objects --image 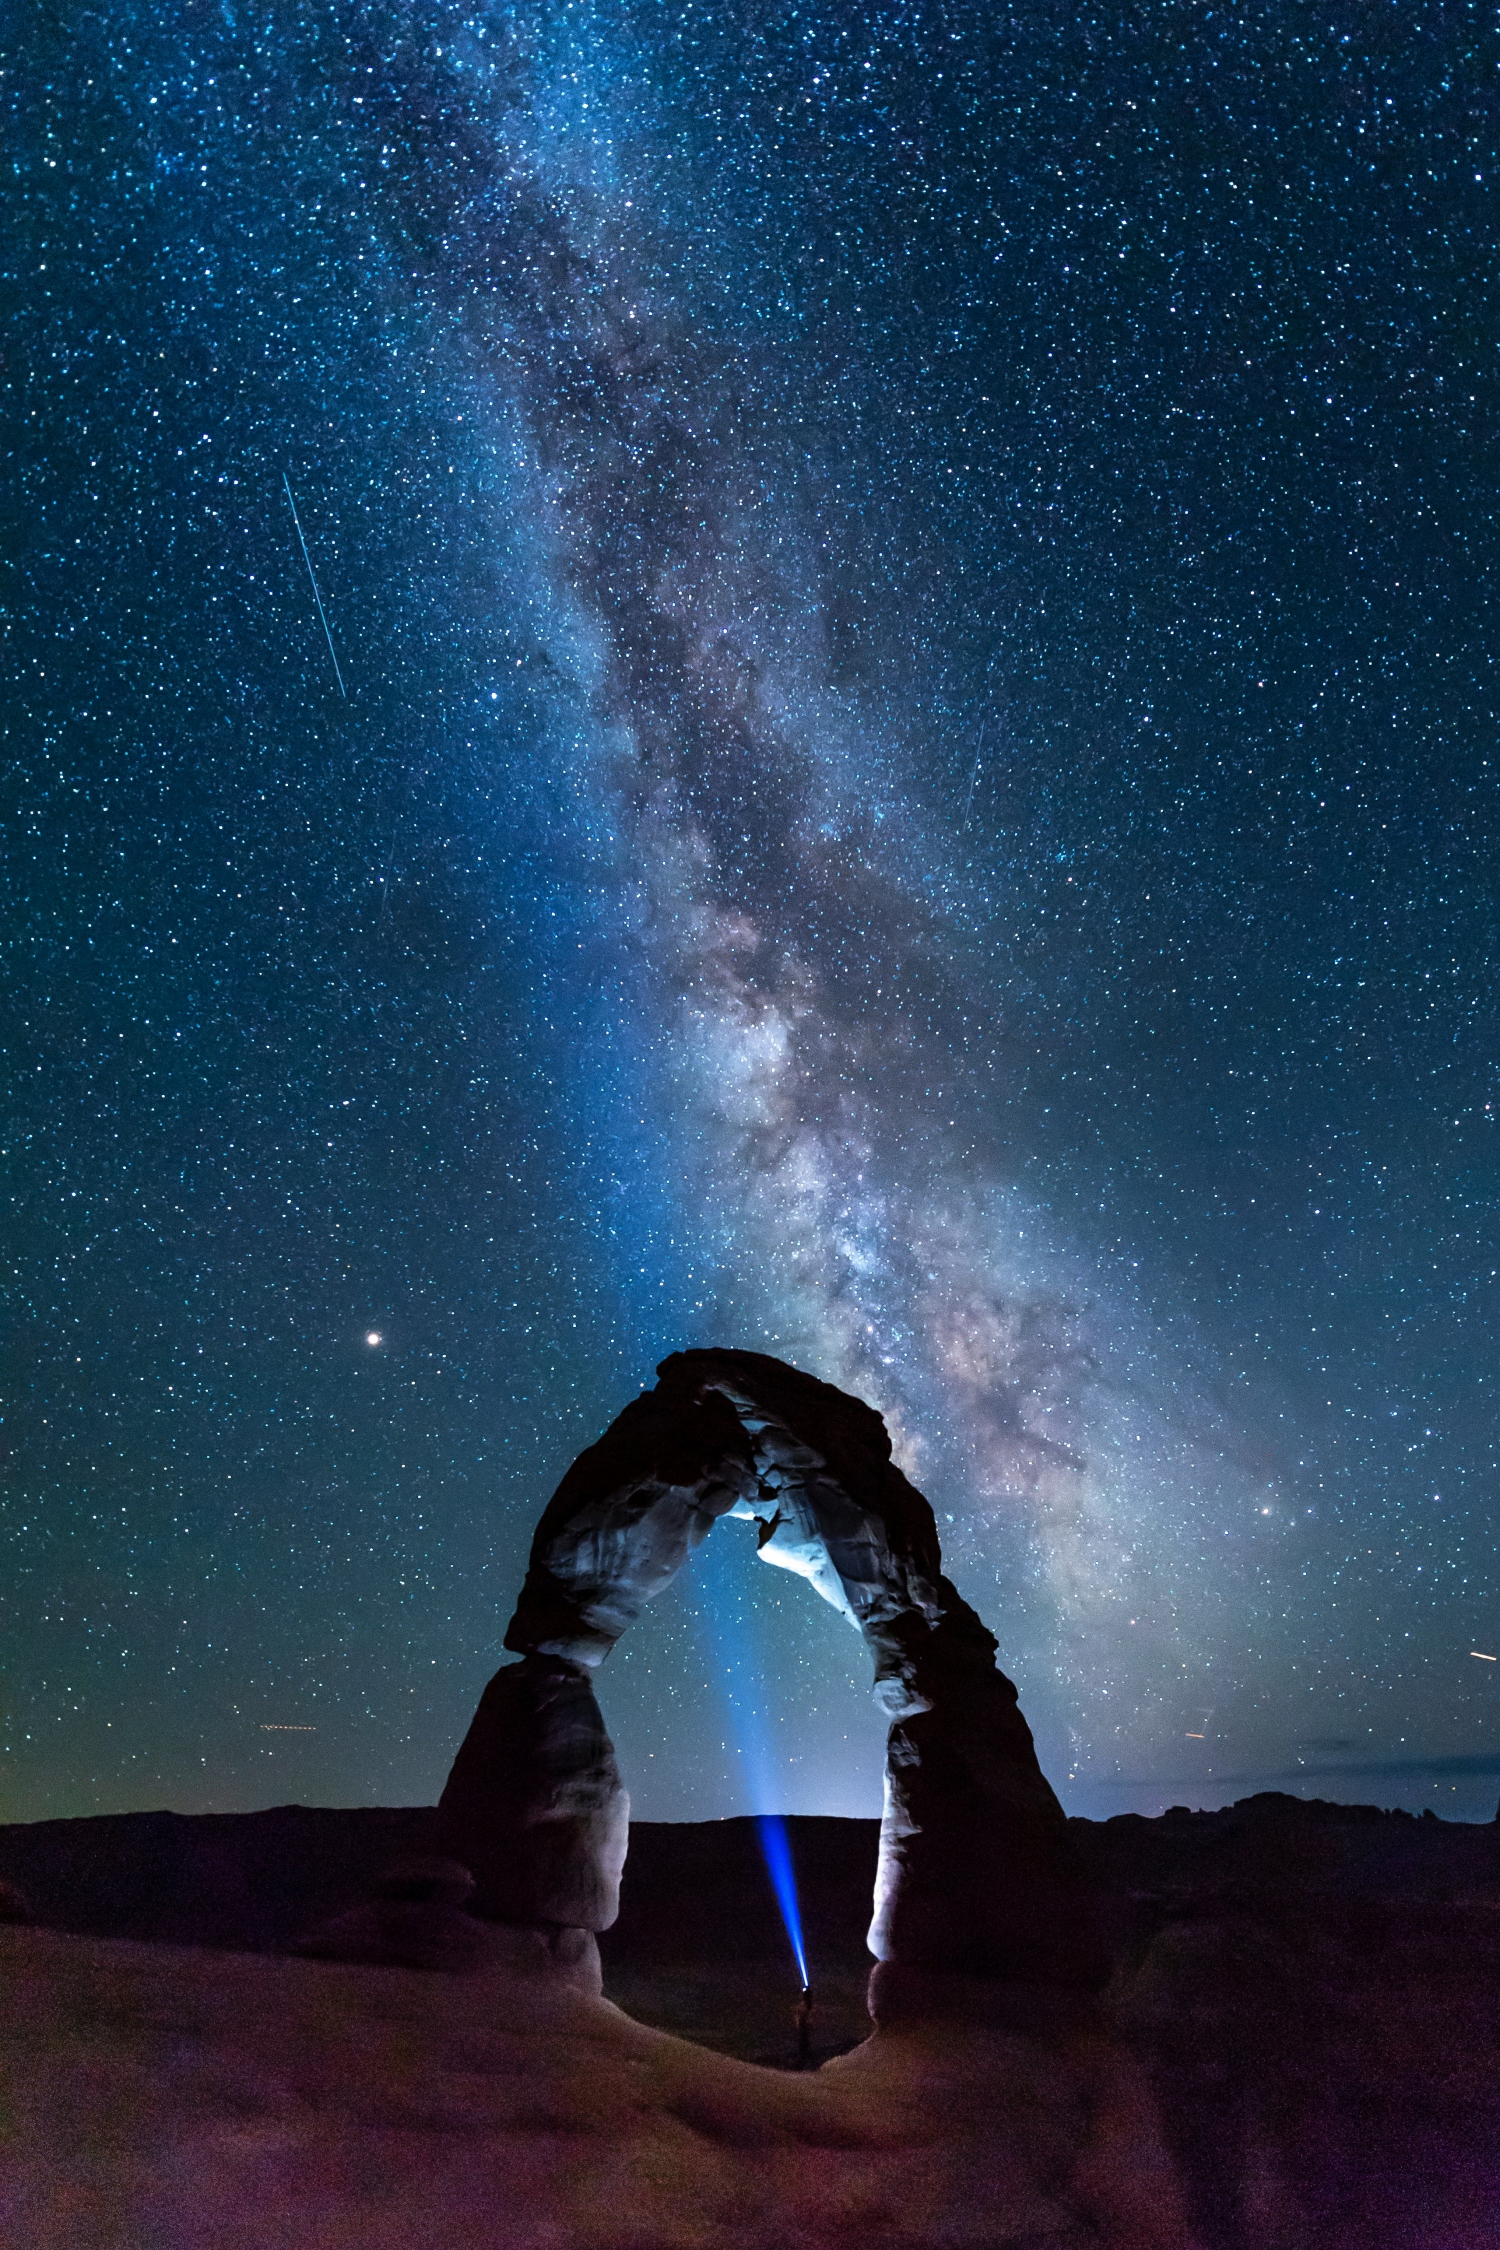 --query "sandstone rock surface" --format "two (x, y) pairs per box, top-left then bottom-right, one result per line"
(0, 1923), (1192, 2250)
(438, 1654), (628, 1931)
